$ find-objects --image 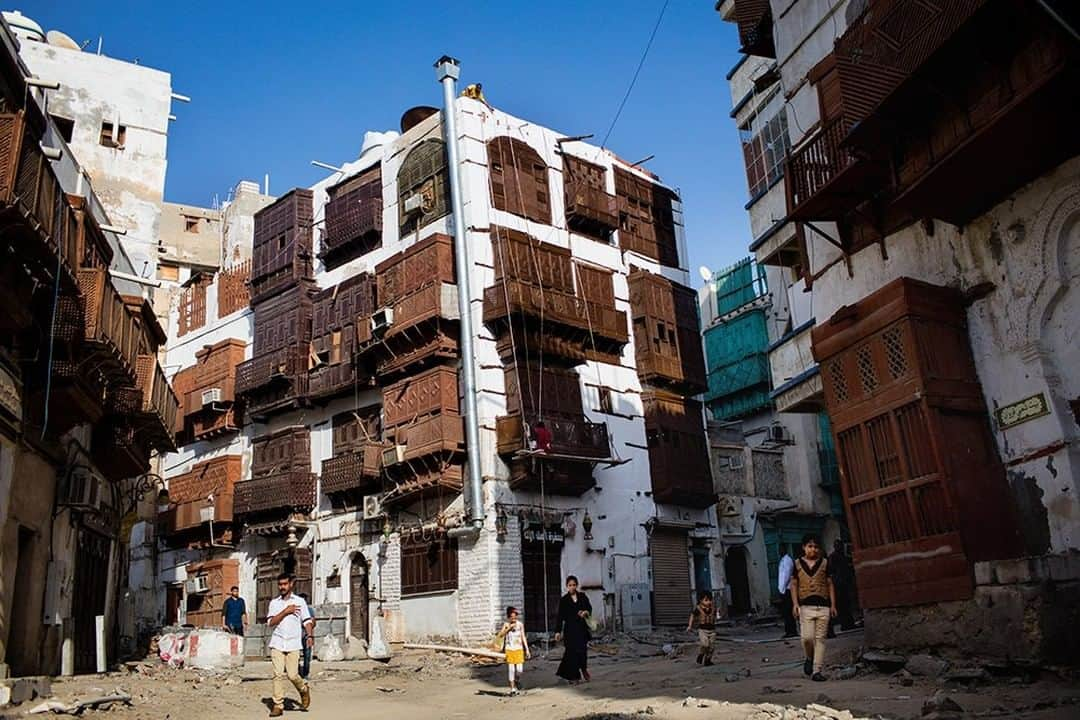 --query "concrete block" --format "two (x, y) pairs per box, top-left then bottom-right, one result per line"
(0, 676), (51, 707)
(973, 561), (995, 587)
(993, 558), (1035, 586)
(1047, 551), (1080, 582)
